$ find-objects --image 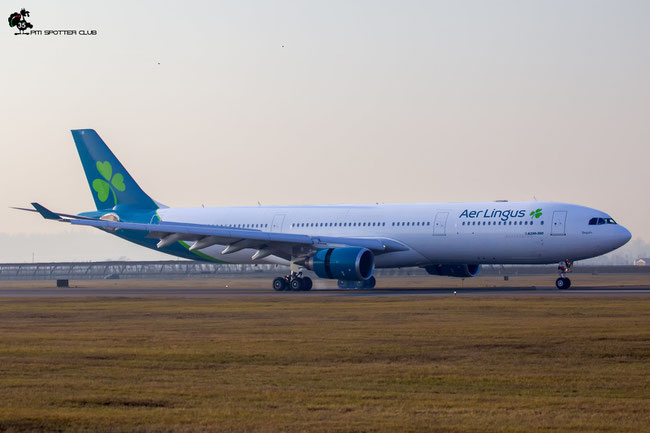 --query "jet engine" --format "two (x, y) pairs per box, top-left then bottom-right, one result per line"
(425, 264), (481, 278)
(305, 247), (375, 281)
